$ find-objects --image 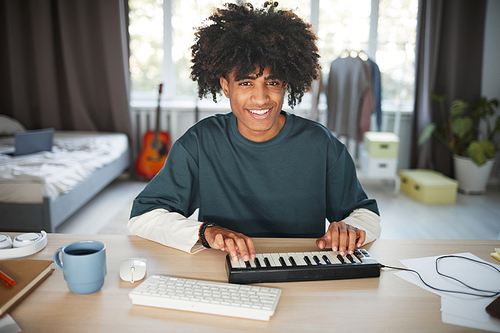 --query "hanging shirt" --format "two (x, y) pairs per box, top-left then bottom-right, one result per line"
(367, 57), (382, 131)
(326, 56), (369, 140)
